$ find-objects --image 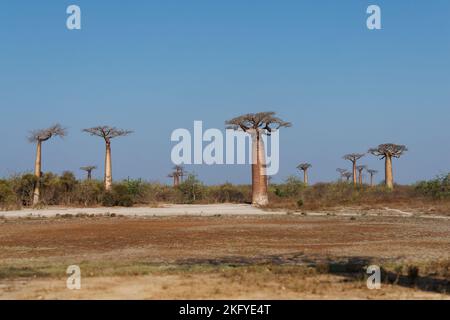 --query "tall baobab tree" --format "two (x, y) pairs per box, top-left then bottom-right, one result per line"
(226, 112), (291, 206)
(367, 169), (378, 187)
(343, 153), (365, 186)
(28, 124), (67, 206)
(80, 166), (97, 180)
(343, 171), (352, 182)
(297, 163), (312, 186)
(336, 168), (347, 181)
(368, 143), (407, 190)
(356, 165), (367, 185)
(83, 126), (133, 191)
